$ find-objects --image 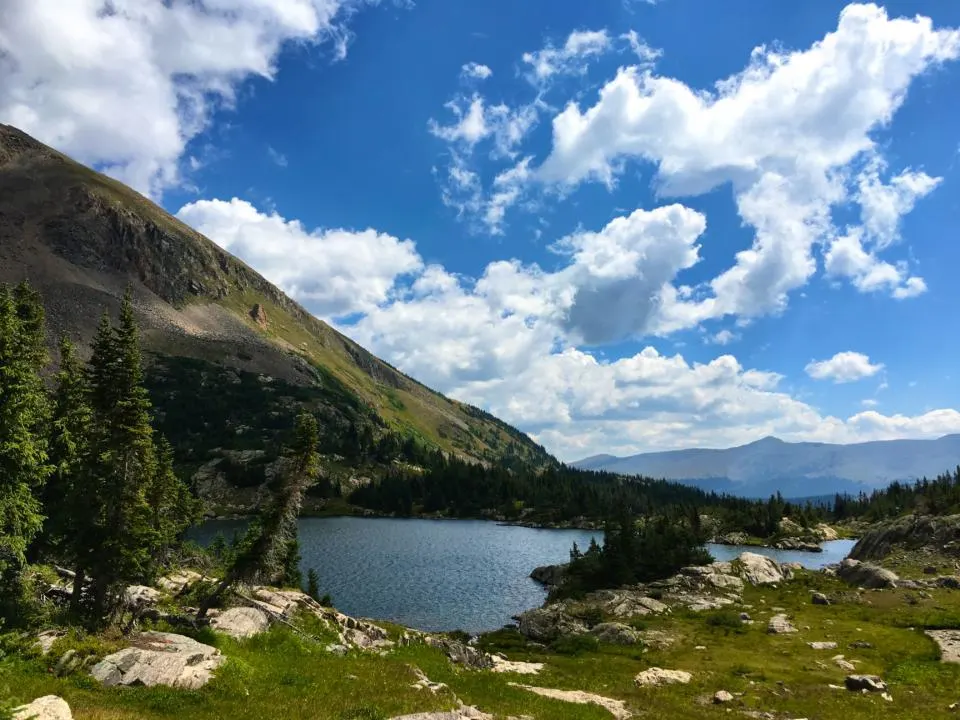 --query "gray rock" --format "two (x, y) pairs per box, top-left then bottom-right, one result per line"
(713, 690), (734, 704)
(589, 623), (640, 646)
(736, 553), (785, 585)
(635, 667), (692, 686)
(774, 538), (823, 552)
(516, 606), (587, 642)
(937, 576), (960, 589)
(926, 629), (960, 663)
(211, 606), (270, 639)
(529, 564), (567, 587)
(426, 636), (493, 669)
(808, 641), (837, 650)
(812, 592), (830, 605)
(13, 696), (73, 720)
(124, 585), (161, 609)
(836, 559), (899, 589)
(90, 632), (224, 689)
(845, 675), (887, 692)
(767, 614), (798, 634)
